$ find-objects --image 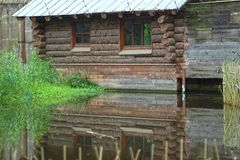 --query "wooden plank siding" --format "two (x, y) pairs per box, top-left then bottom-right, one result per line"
(185, 1), (240, 78)
(32, 14), (186, 91)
